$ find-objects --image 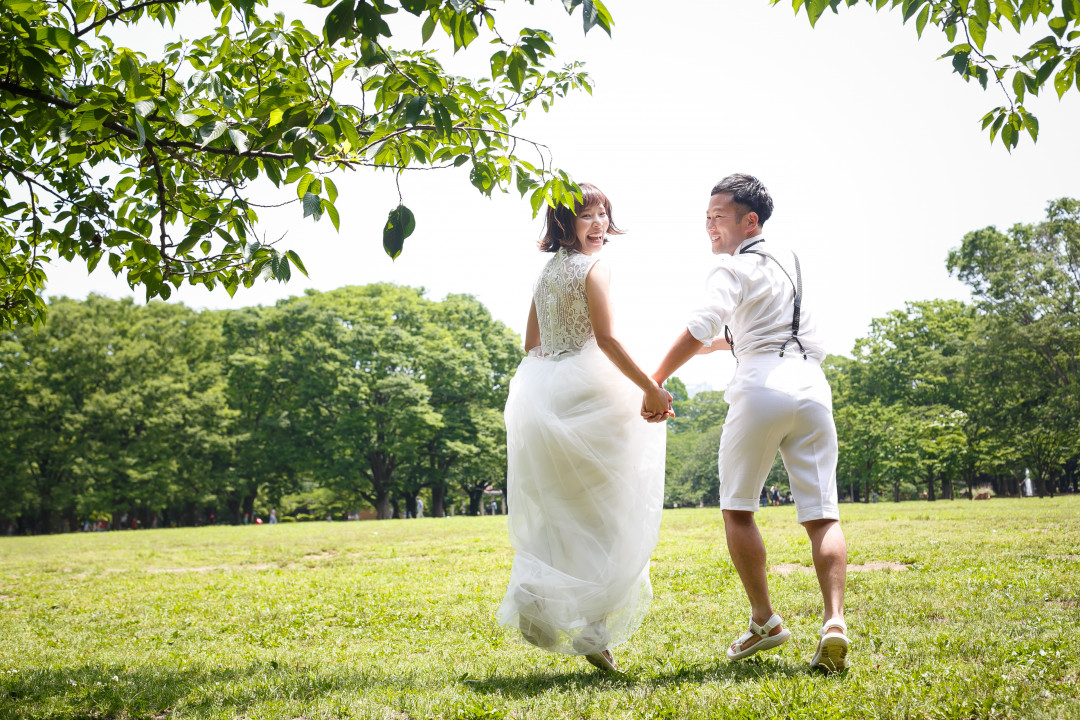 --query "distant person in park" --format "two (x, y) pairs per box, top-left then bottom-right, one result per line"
(416, 498), (424, 519)
(497, 183), (669, 673)
(646, 174), (850, 672)
(269, 509), (277, 524)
